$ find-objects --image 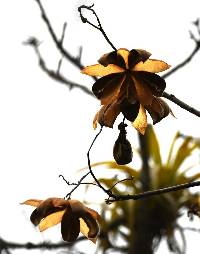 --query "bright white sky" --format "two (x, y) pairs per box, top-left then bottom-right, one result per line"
(0, 0), (200, 253)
